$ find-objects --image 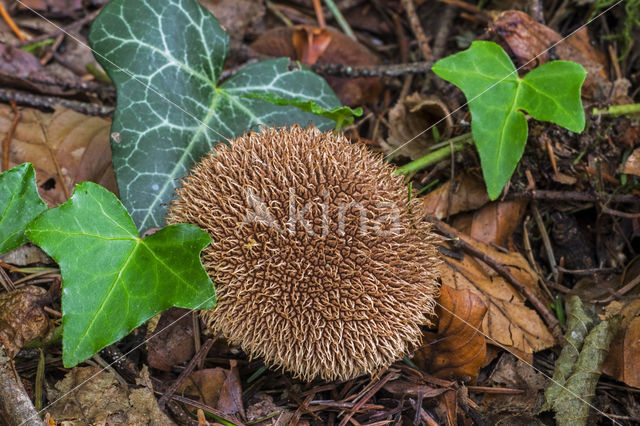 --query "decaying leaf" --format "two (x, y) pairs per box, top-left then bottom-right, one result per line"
(47, 366), (174, 425)
(198, 0), (265, 42)
(178, 361), (244, 418)
(251, 26), (381, 106)
(481, 353), (547, 417)
(421, 171), (490, 219)
(0, 44), (66, 95)
(0, 104), (116, 206)
(603, 297), (640, 388)
(147, 308), (194, 372)
(413, 285), (487, 382)
(0, 286), (51, 358)
(452, 200), (528, 247)
(438, 233), (555, 356)
(622, 147), (640, 176)
(382, 93), (453, 160)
